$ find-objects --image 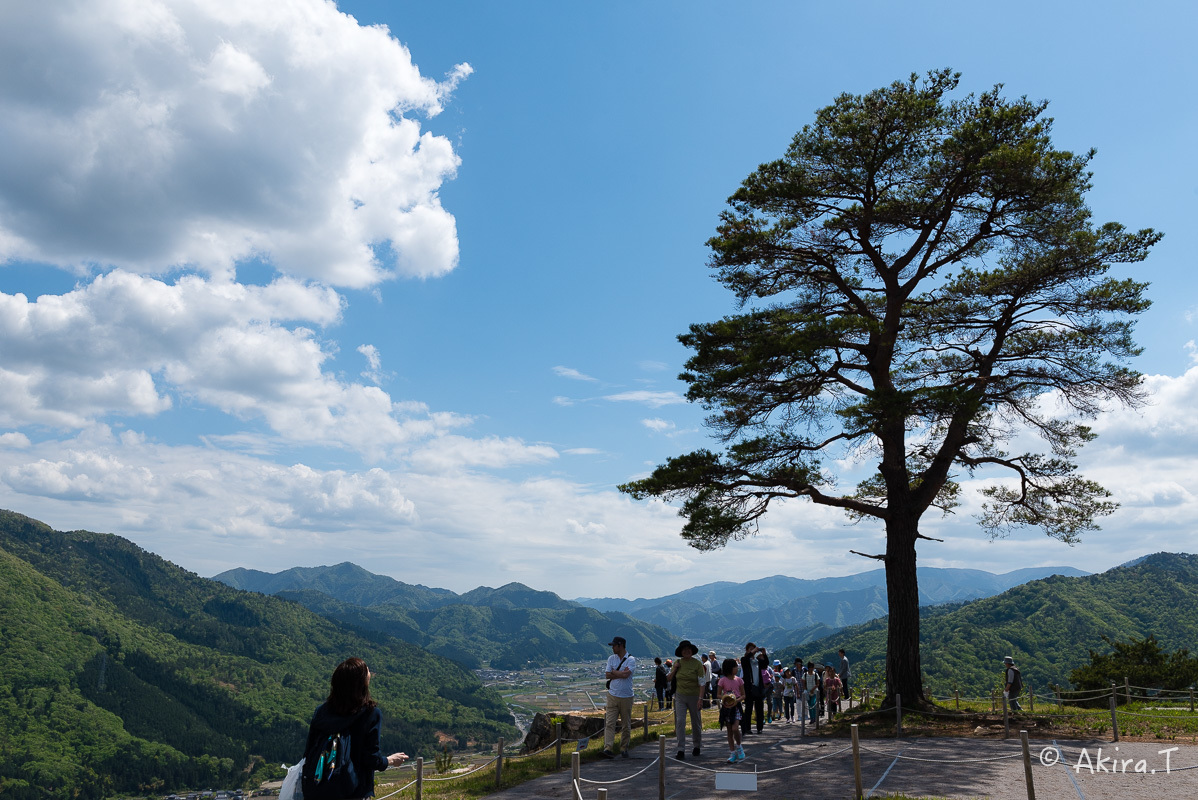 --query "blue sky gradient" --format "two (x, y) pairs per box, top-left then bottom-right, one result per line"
(0, 1), (1194, 597)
